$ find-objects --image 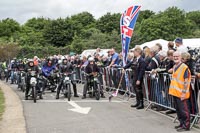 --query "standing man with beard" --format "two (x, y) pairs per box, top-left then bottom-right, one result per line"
(169, 51), (191, 132)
